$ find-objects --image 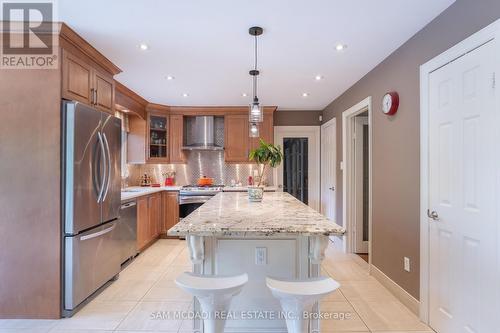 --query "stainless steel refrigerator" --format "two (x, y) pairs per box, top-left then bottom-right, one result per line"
(62, 101), (122, 315)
